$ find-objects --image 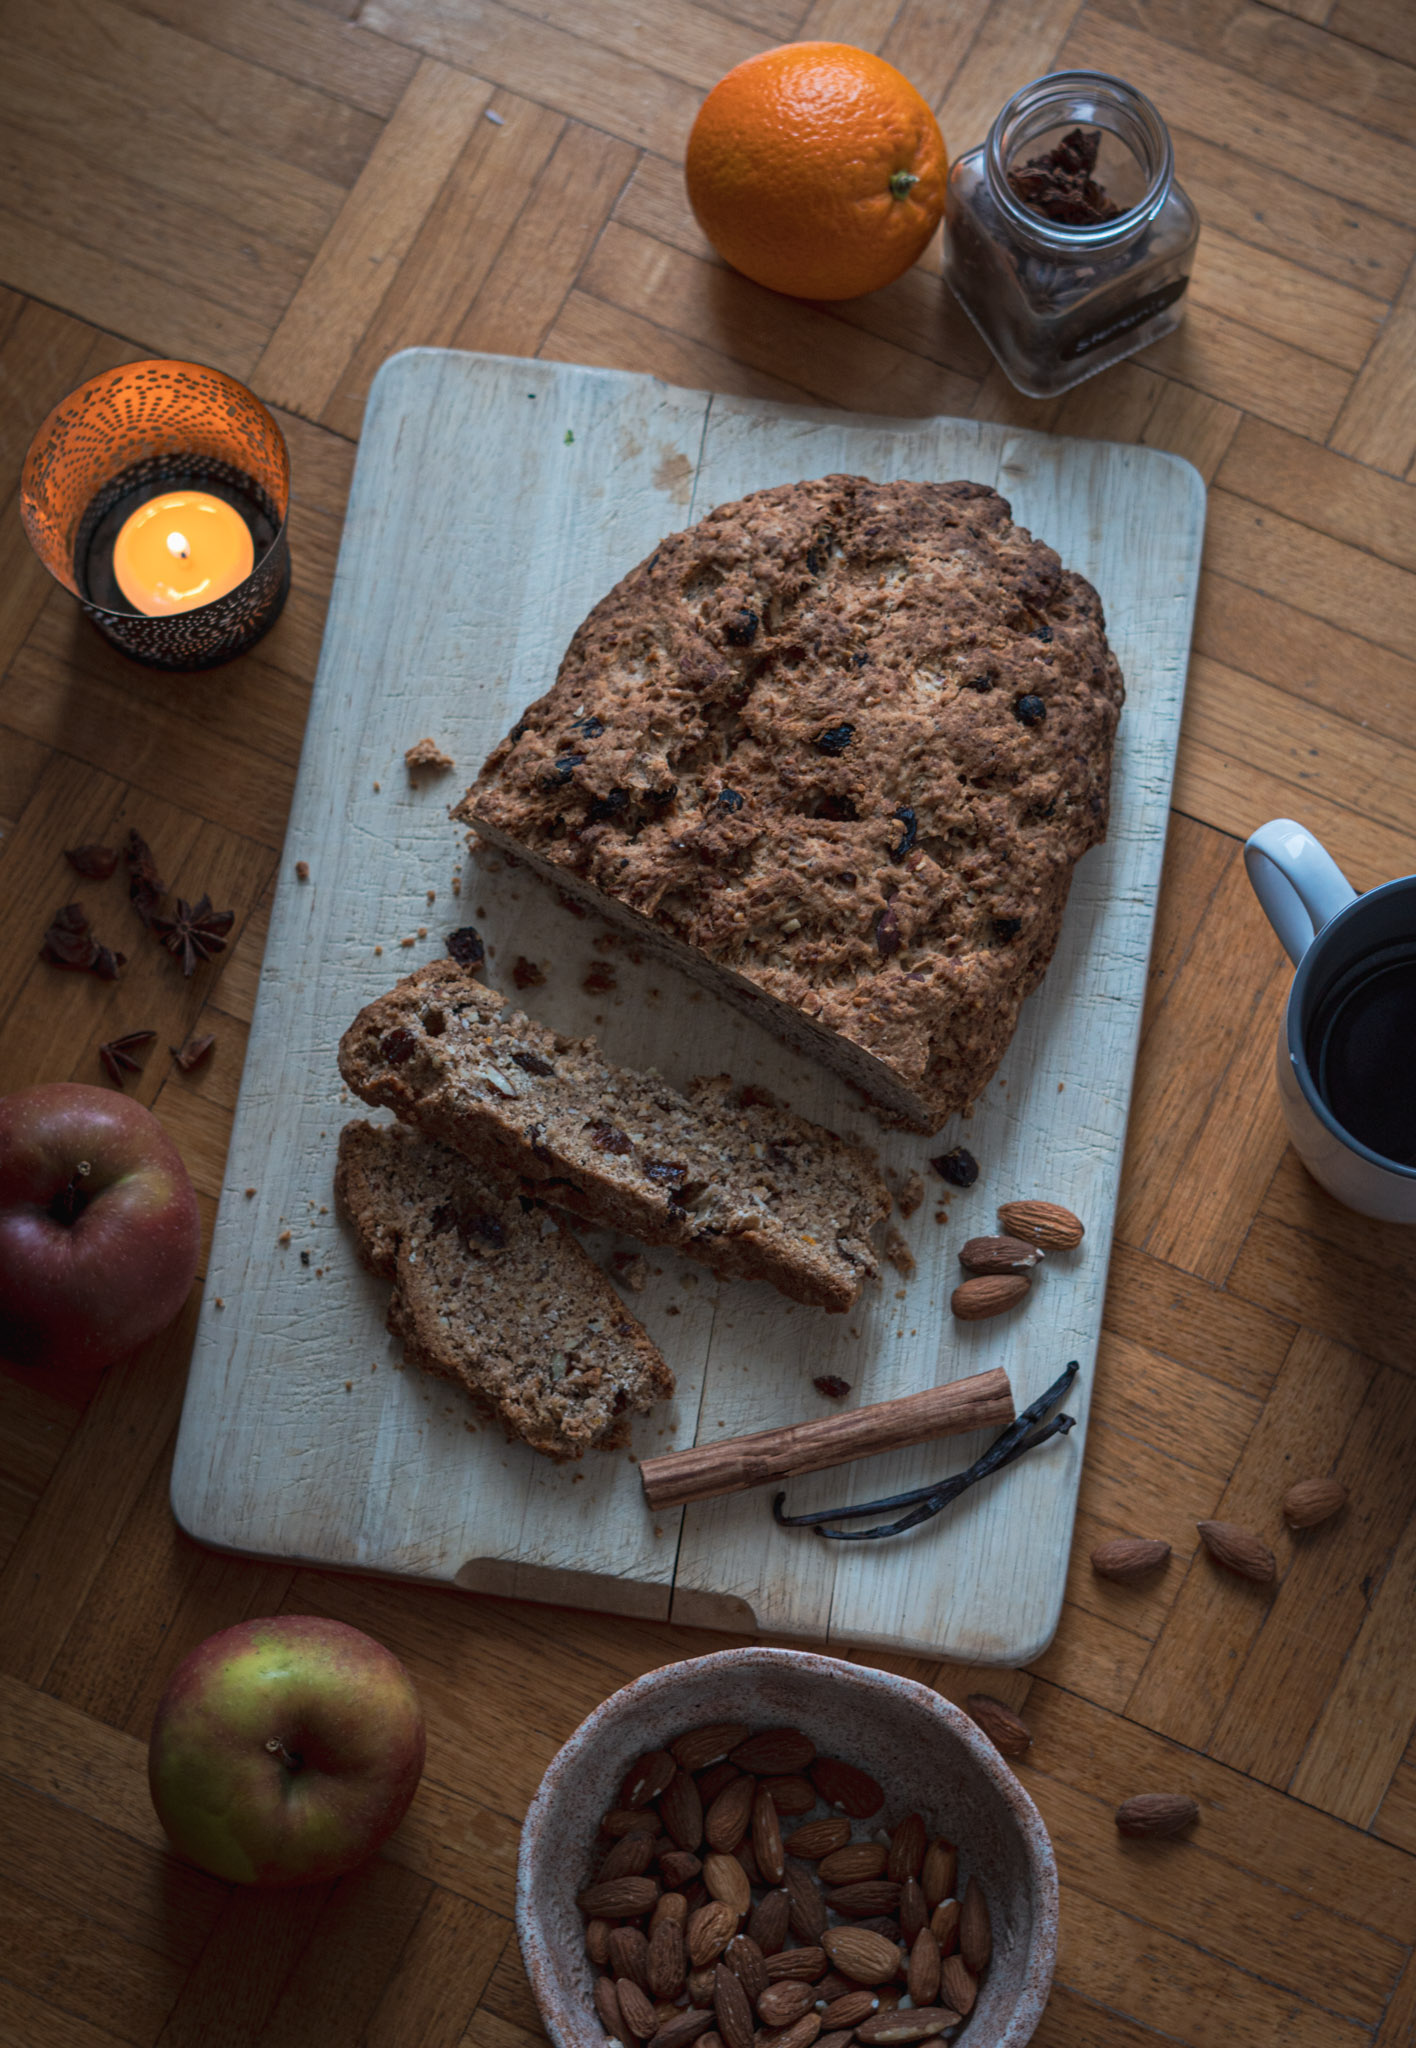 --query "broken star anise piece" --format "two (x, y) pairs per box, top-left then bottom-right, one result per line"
(151, 895), (235, 976)
(99, 1030), (157, 1088)
(170, 1033), (216, 1073)
(64, 843), (119, 879)
(123, 829), (168, 928)
(41, 902), (126, 980)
